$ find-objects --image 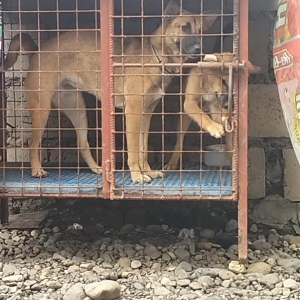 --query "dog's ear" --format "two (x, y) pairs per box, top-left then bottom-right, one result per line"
(163, 1), (181, 24)
(164, 1), (181, 16)
(202, 10), (219, 32)
(248, 61), (261, 74)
